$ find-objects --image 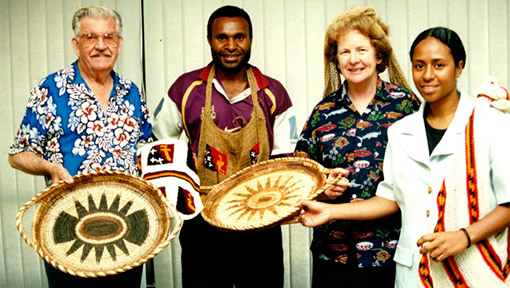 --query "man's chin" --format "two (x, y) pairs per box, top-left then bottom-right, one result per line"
(216, 59), (251, 72)
(87, 63), (115, 73)
(216, 64), (243, 73)
(223, 63), (242, 70)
